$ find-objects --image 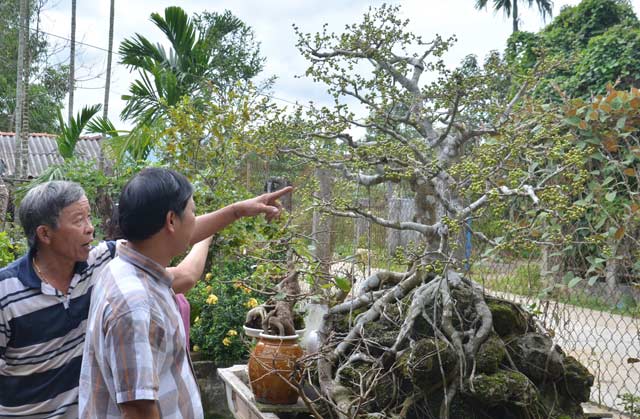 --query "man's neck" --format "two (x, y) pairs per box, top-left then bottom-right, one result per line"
(34, 248), (76, 291)
(127, 239), (172, 267)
